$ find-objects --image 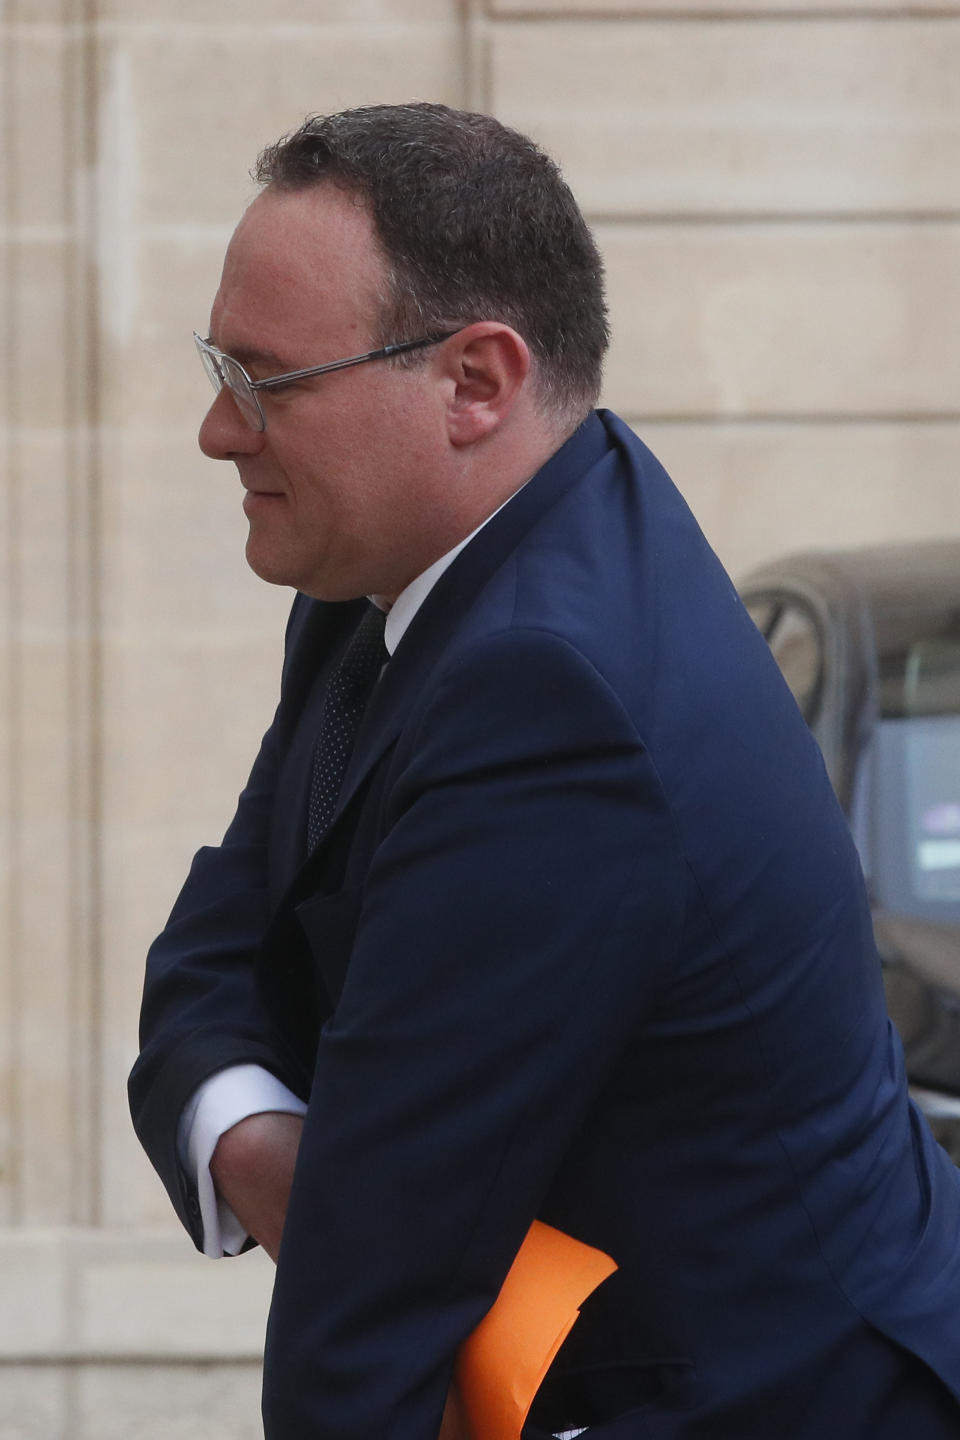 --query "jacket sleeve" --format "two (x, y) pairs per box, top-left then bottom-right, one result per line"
(128, 593), (316, 1247)
(261, 628), (688, 1440)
